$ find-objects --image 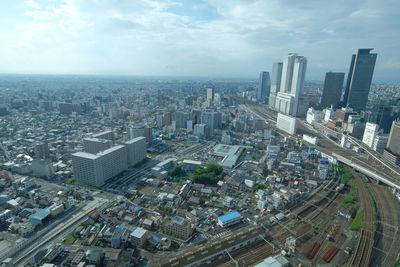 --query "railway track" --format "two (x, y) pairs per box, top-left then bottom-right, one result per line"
(347, 168), (374, 267)
(371, 183), (400, 266)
